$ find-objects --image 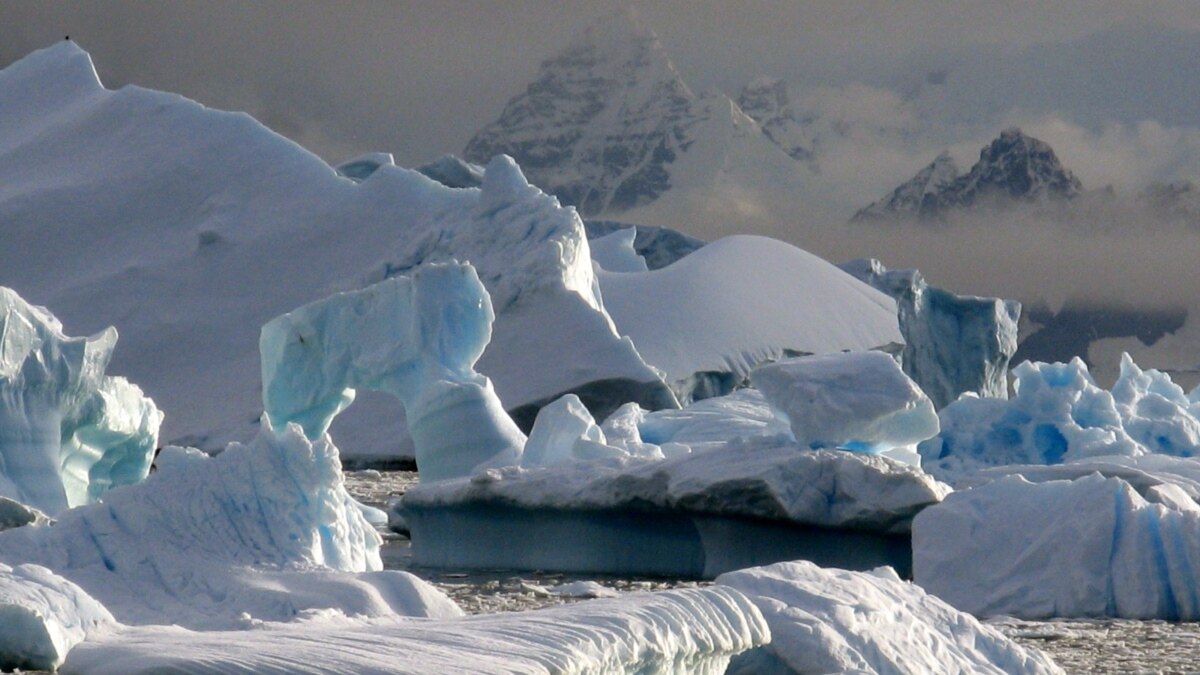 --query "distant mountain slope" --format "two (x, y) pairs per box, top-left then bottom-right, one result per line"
(854, 128), (1083, 221)
(463, 8), (803, 217)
